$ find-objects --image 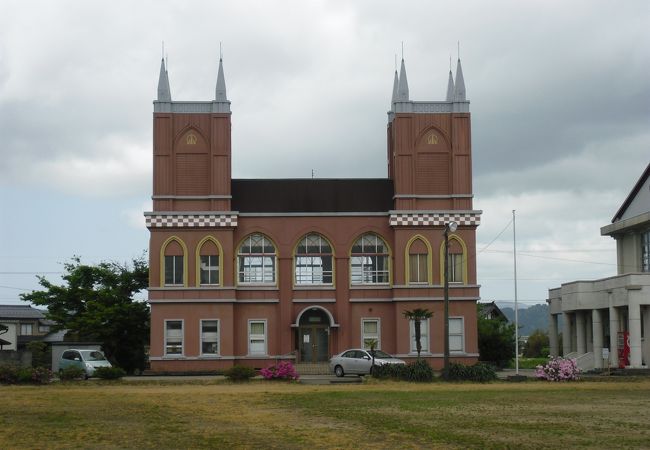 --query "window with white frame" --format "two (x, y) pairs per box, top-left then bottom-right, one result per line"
(350, 233), (390, 285)
(20, 323), (33, 335)
(361, 319), (380, 350)
(295, 234), (333, 285)
(165, 320), (183, 355)
(238, 234), (276, 284)
(248, 320), (267, 355)
(409, 319), (430, 353)
(201, 320), (219, 355)
(164, 255), (184, 285)
(449, 317), (464, 352)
